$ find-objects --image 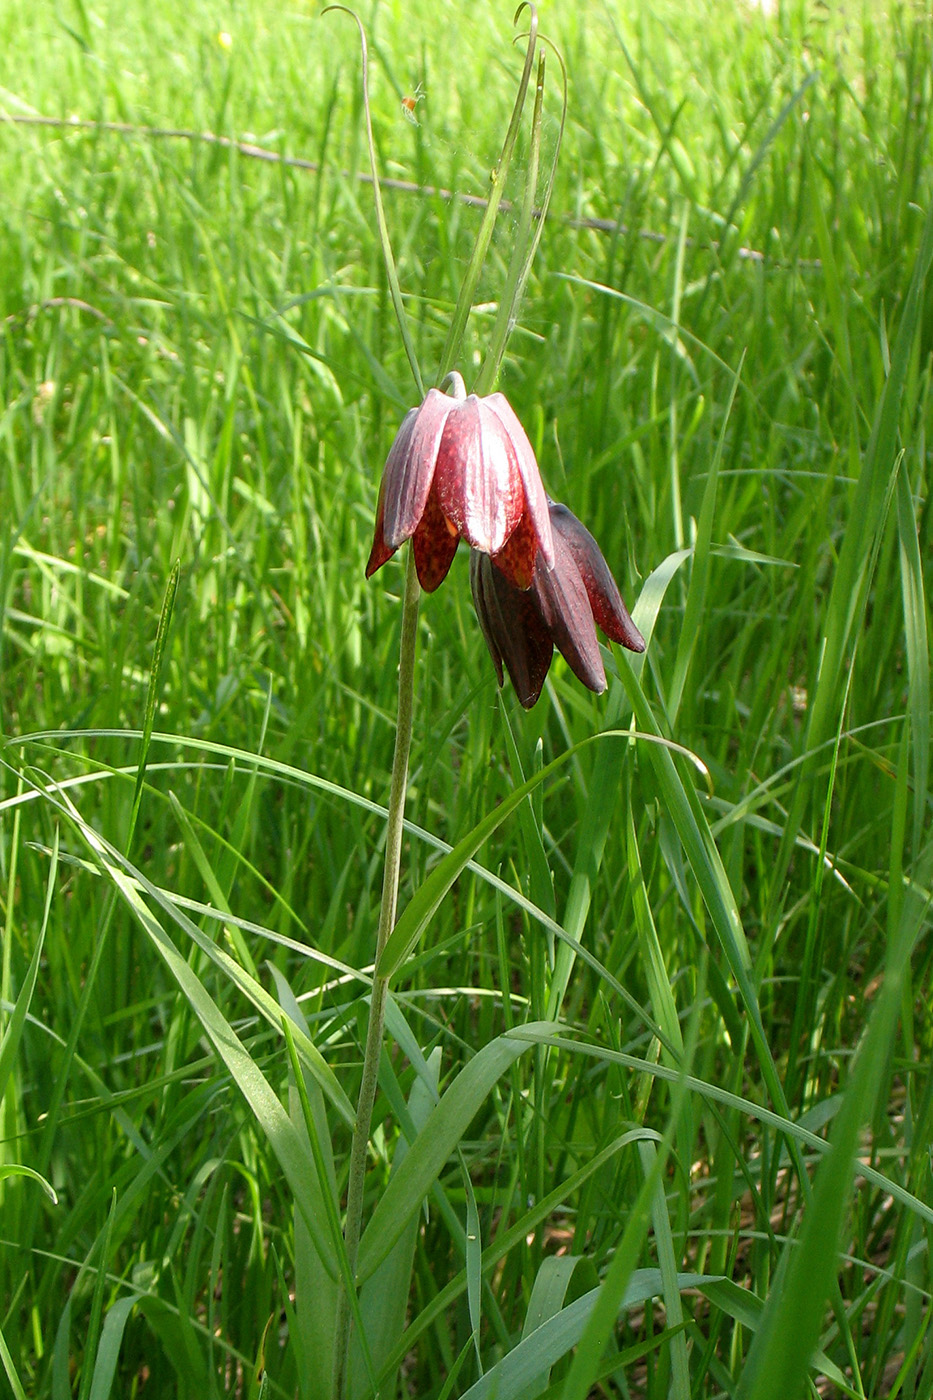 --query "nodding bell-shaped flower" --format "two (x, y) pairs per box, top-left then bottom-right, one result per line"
(470, 499), (645, 708)
(366, 372), (555, 592)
